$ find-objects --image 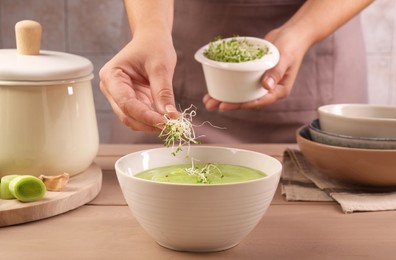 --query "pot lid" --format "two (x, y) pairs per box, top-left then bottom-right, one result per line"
(0, 20), (93, 82)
